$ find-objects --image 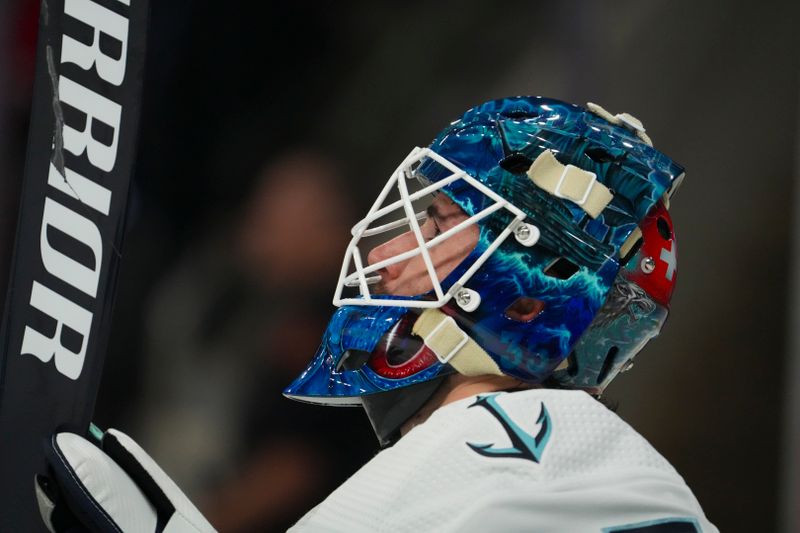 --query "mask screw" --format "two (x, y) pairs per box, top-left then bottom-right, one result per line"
(513, 222), (540, 247)
(640, 257), (656, 274)
(456, 290), (471, 306)
(455, 288), (481, 312)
